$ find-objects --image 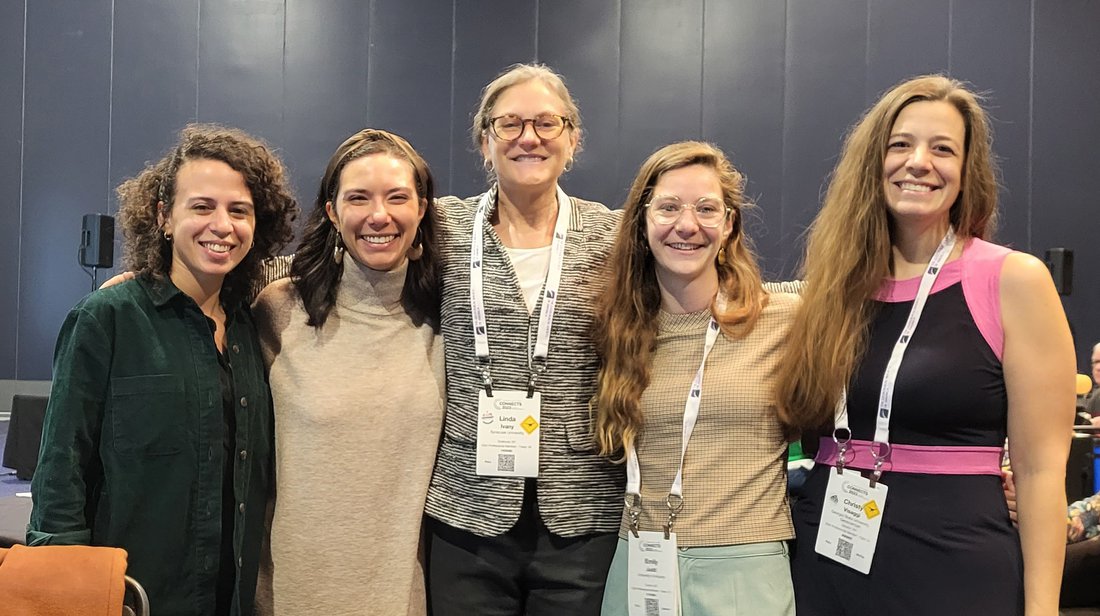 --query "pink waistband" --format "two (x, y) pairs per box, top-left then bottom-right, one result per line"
(814, 438), (1004, 476)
